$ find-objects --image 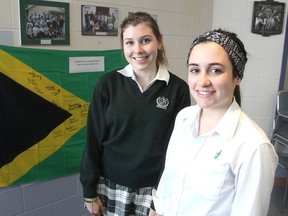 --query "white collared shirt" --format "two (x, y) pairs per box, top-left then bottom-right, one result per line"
(153, 100), (278, 216)
(117, 64), (170, 92)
